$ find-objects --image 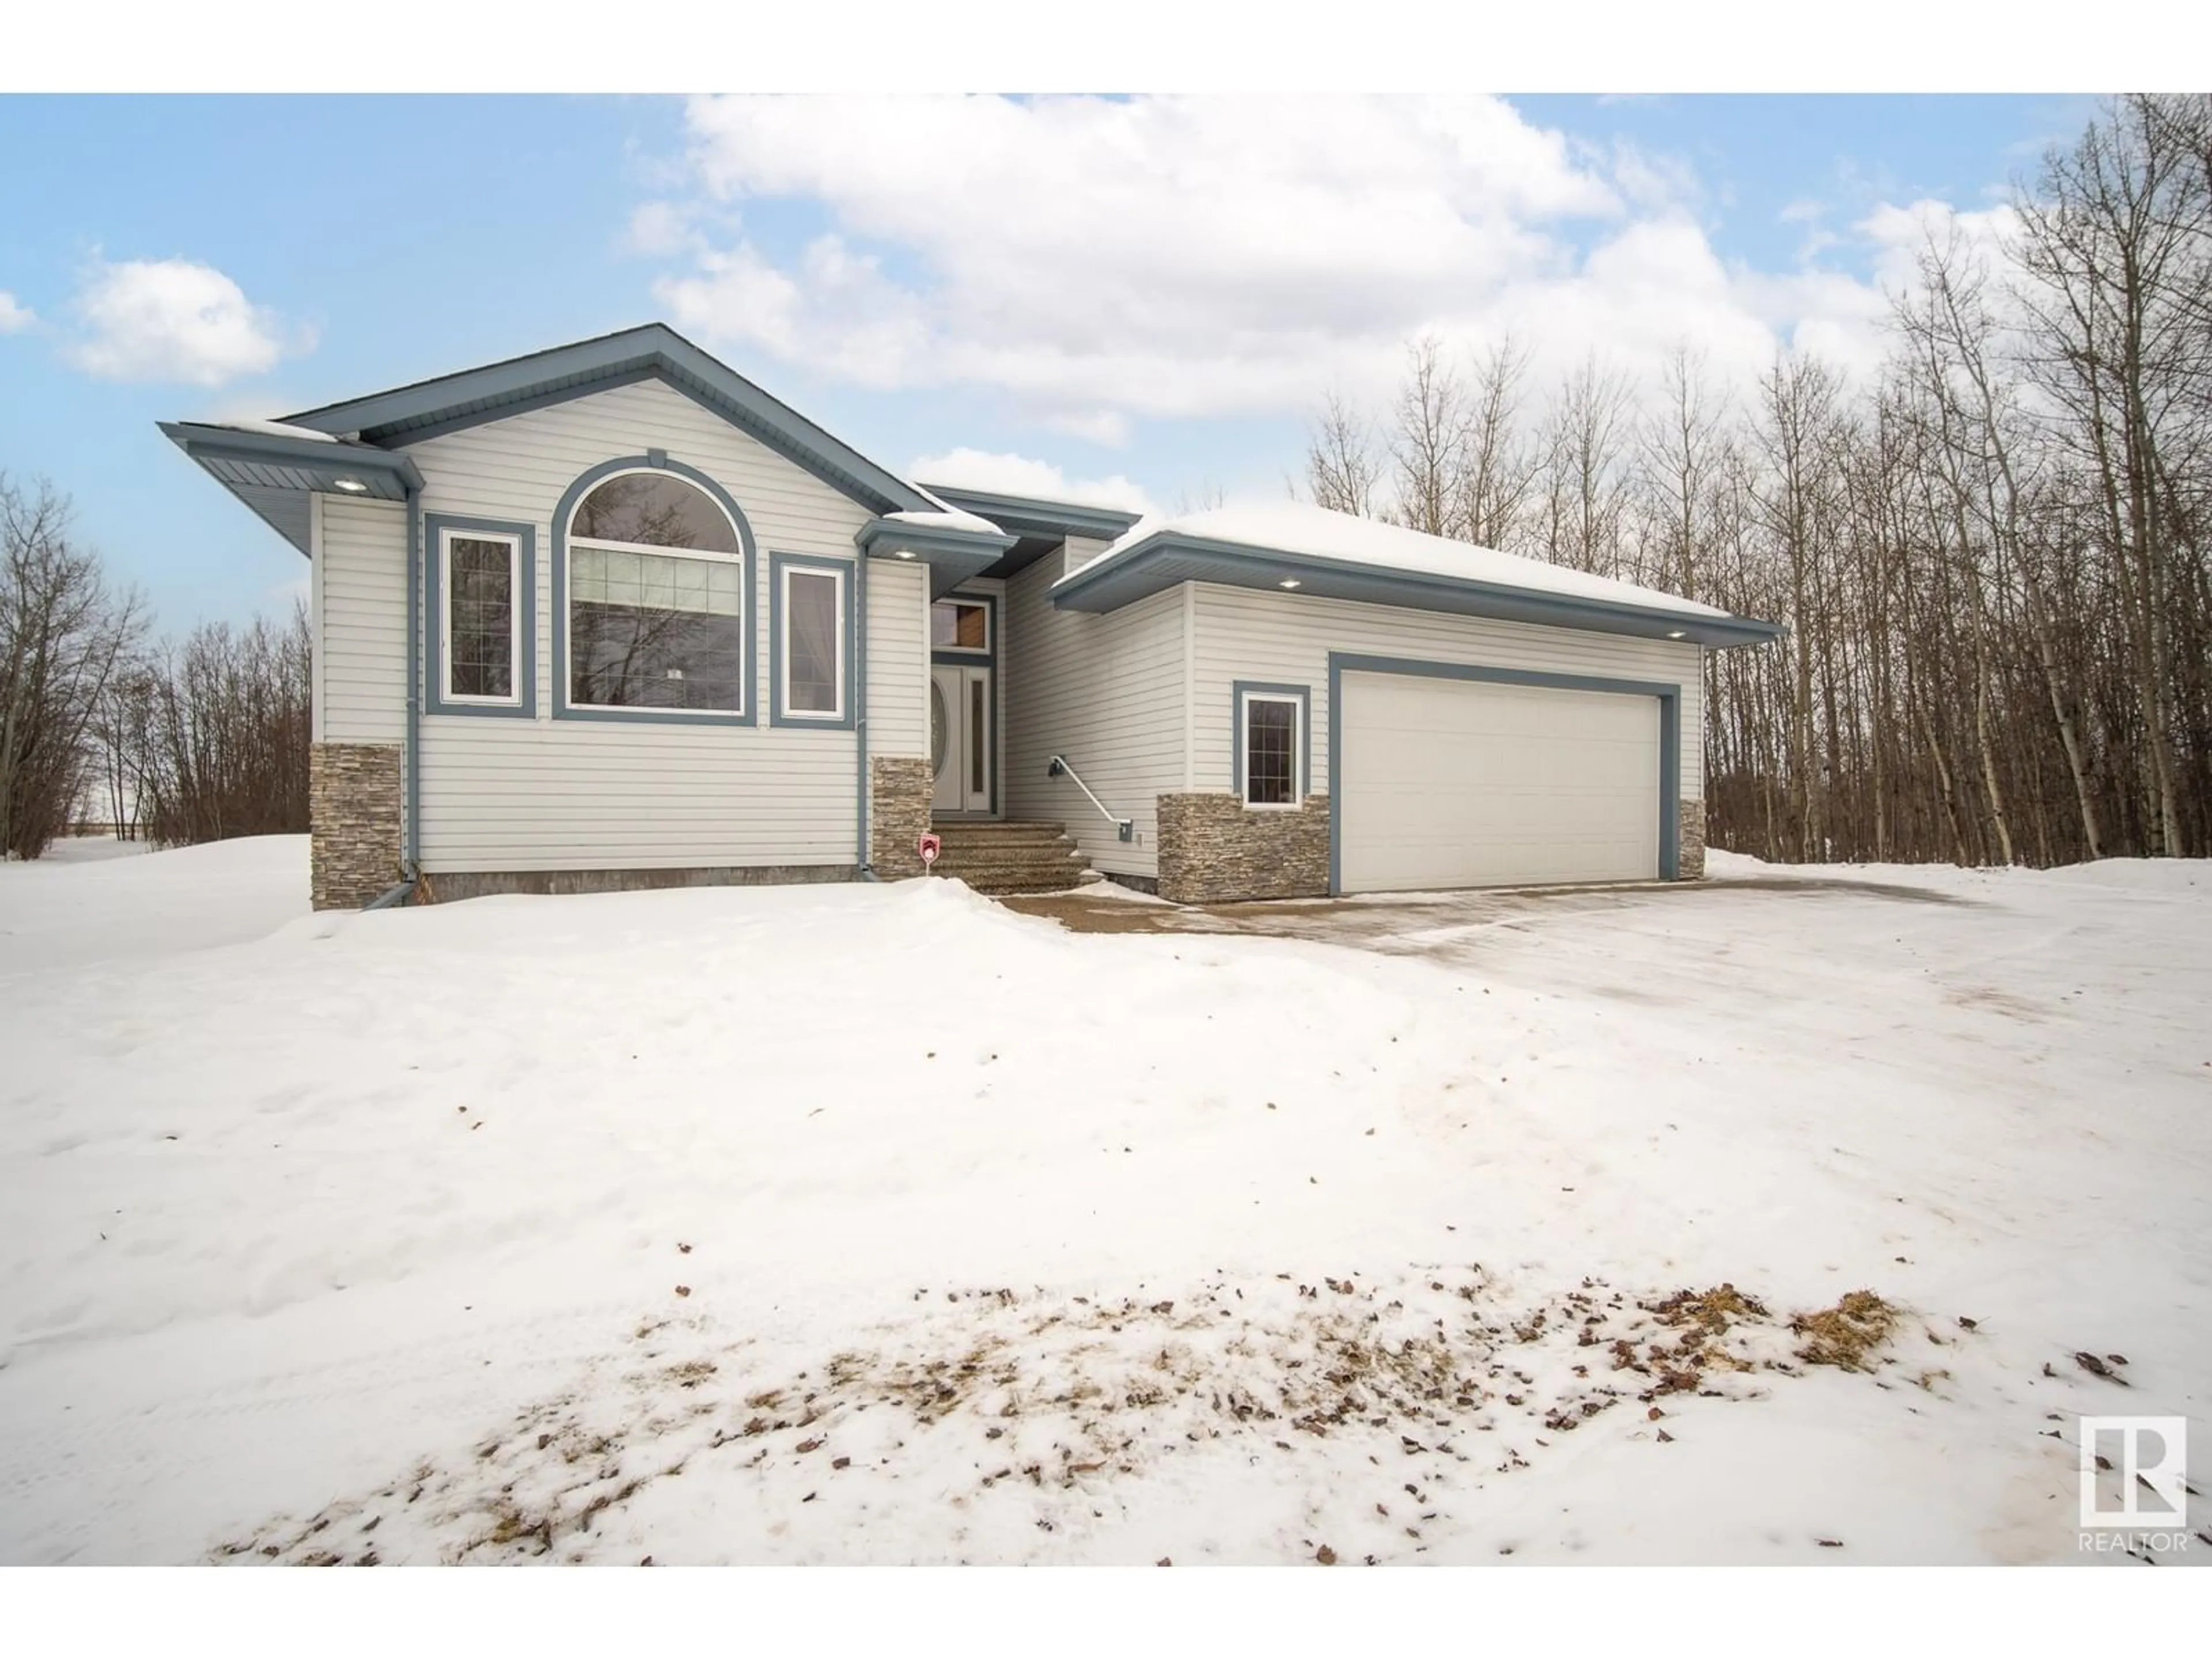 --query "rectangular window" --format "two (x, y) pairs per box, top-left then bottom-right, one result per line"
(569, 545), (744, 713)
(1243, 692), (1301, 806)
(932, 599), (989, 653)
(441, 531), (520, 703)
(781, 563), (846, 718)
